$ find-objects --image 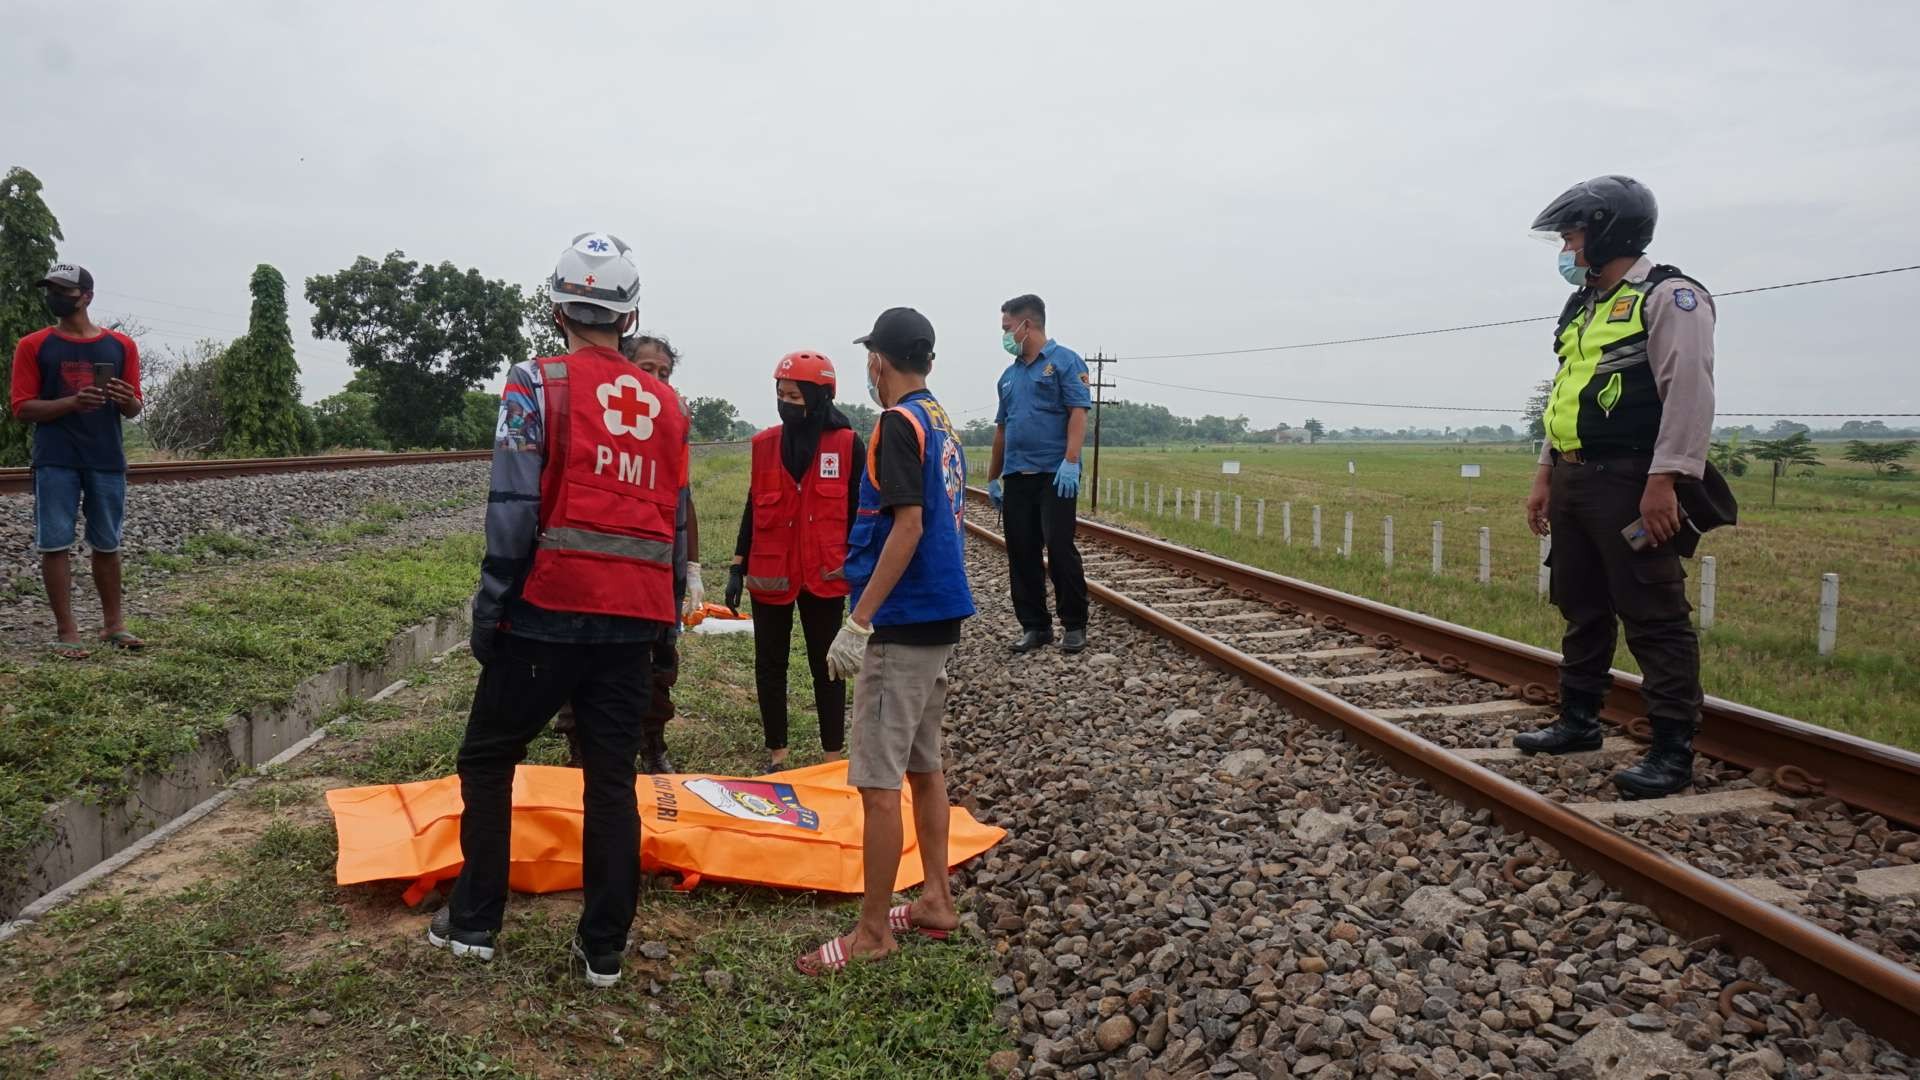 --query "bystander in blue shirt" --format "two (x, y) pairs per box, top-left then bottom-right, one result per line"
(994, 340), (1091, 474)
